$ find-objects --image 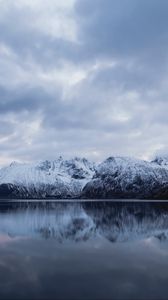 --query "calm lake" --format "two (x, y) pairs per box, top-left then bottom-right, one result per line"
(0, 200), (168, 299)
